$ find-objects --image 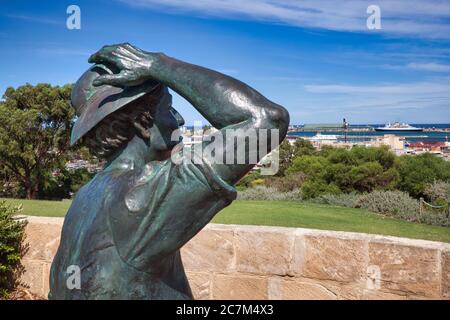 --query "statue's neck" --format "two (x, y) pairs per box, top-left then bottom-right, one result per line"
(104, 136), (148, 171)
